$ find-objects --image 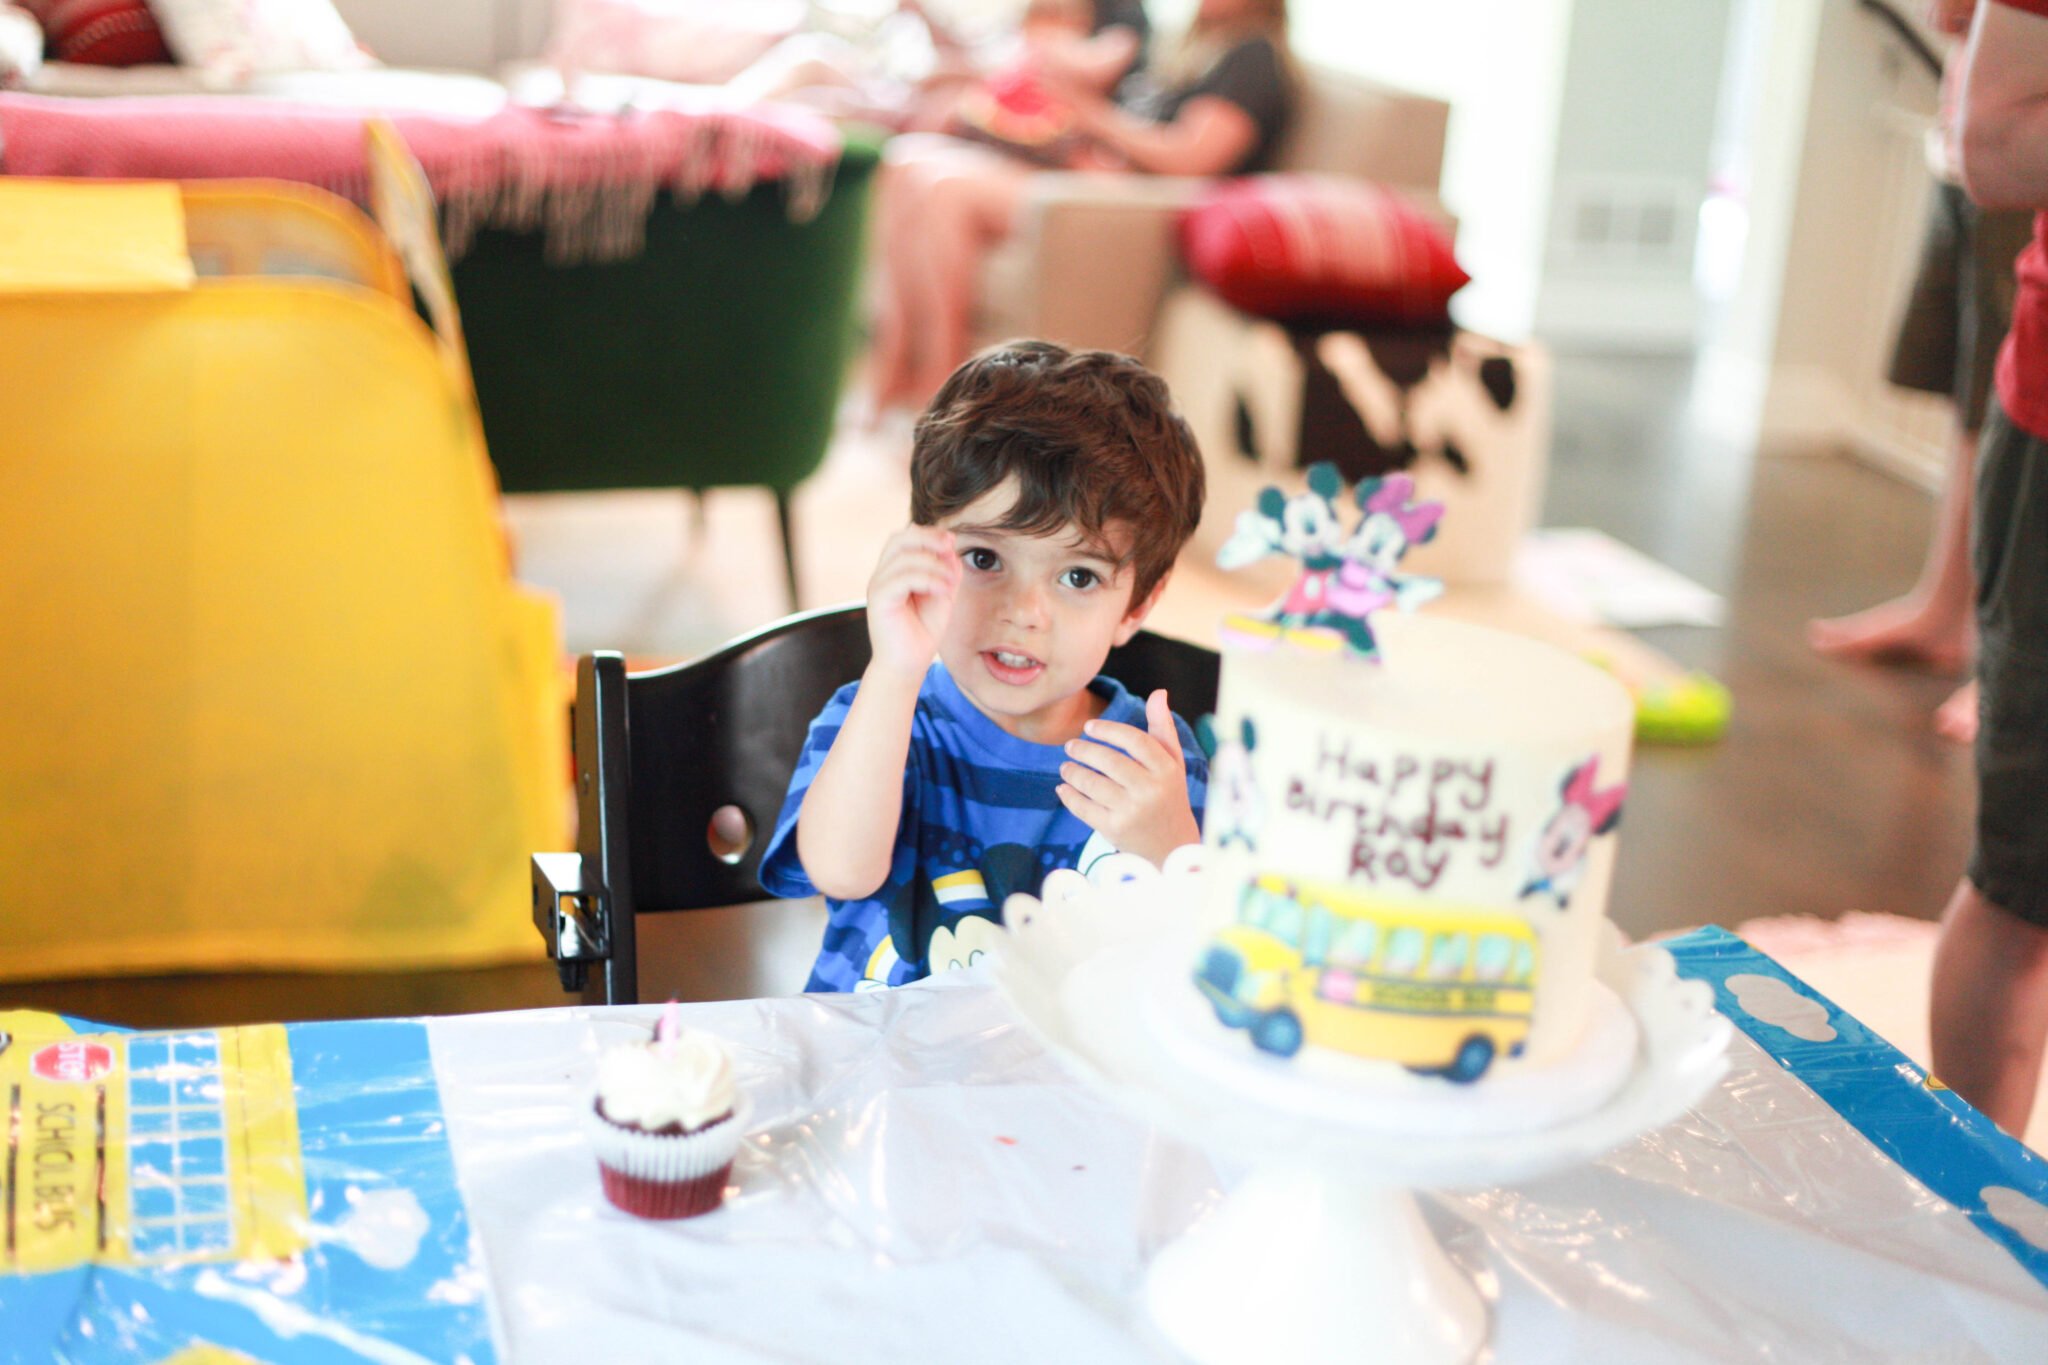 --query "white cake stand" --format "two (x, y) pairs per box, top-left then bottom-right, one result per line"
(991, 850), (1733, 1365)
